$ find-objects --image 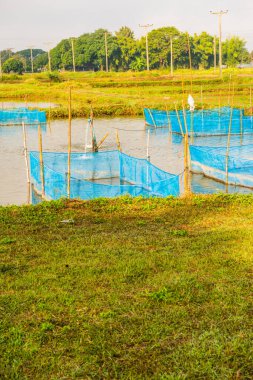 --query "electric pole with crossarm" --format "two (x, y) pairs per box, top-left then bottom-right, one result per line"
(139, 24), (153, 71)
(210, 10), (228, 77)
